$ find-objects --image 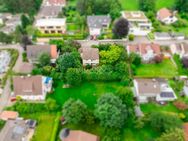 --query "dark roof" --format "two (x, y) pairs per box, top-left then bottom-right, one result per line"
(37, 6), (62, 18)
(26, 120), (37, 128)
(87, 15), (111, 28)
(160, 92), (175, 98)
